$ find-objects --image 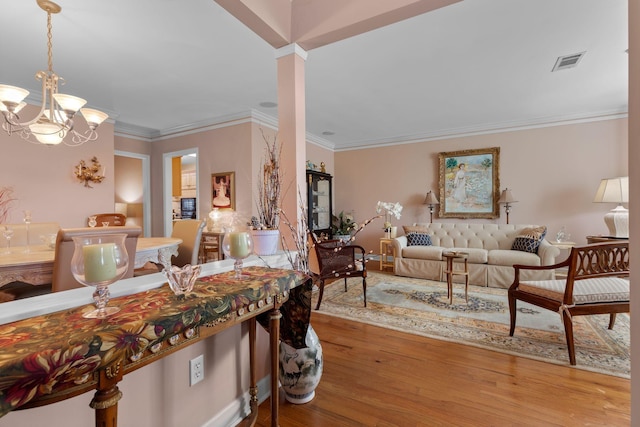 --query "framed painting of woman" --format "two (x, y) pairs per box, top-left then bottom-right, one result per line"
(438, 147), (500, 219)
(211, 172), (235, 210)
